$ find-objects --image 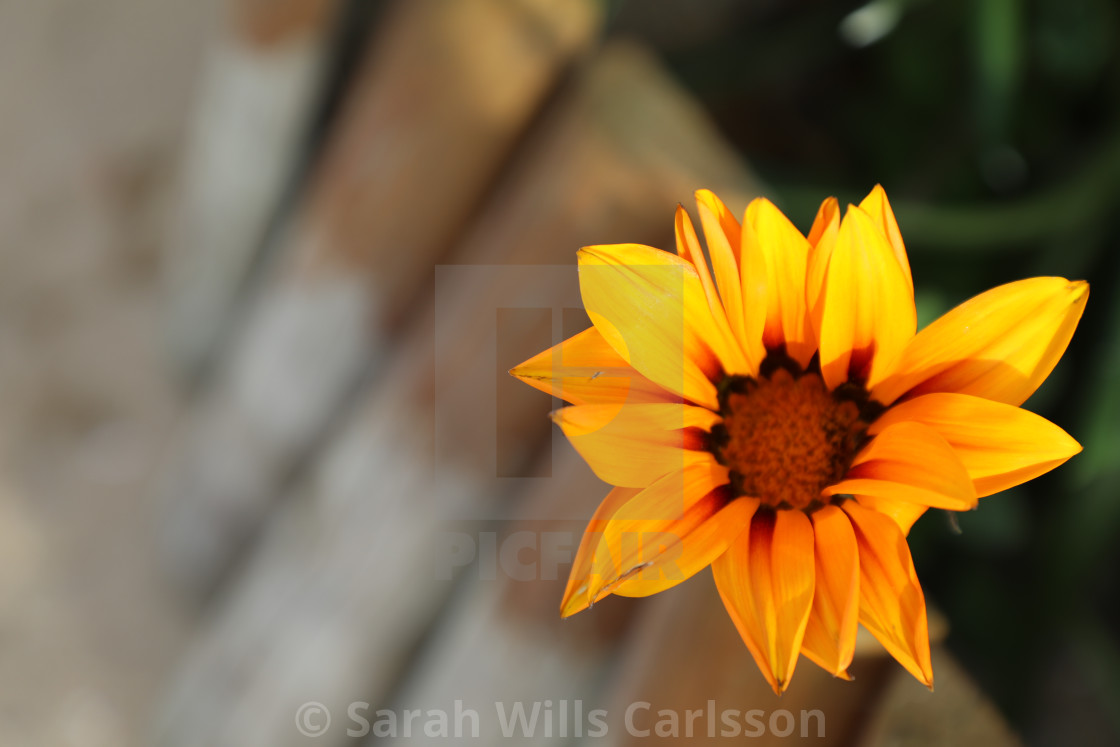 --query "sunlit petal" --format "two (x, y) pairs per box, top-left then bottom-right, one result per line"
(583, 462), (742, 605)
(806, 196), (840, 348)
(674, 206), (754, 375)
(712, 509), (815, 694)
(870, 392), (1082, 496)
(560, 485), (642, 617)
(816, 205), (917, 390)
(857, 184), (913, 297)
(742, 197), (815, 366)
(843, 501), (934, 689)
(870, 278), (1089, 406)
(801, 505), (859, 678)
(510, 325), (677, 406)
(825, 421), (978, 510)
(579, 244), (730, 408)
(552, 403), (720, 488)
